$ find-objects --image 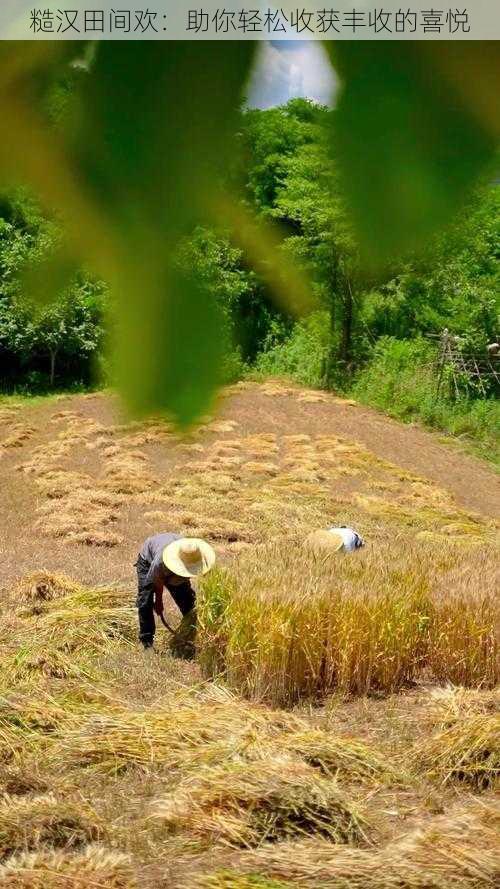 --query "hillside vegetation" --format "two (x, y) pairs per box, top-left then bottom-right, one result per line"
(2, 99), (498, 458)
